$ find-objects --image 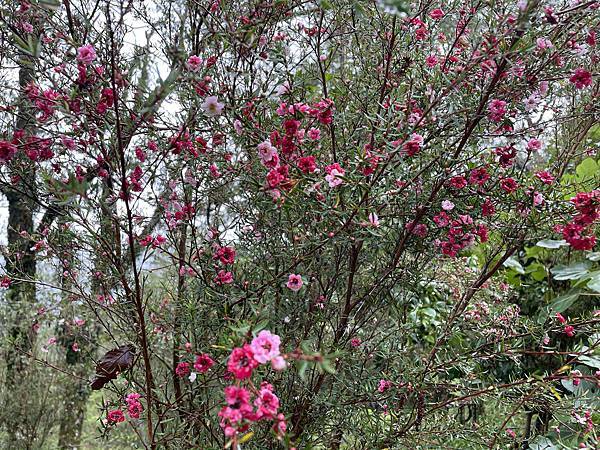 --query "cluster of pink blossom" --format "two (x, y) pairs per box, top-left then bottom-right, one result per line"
(434, 212), (489, 258)
(126, 393), (143, 419)
(0, 131), (54, 165)
(255, 99), (337, 199)
(558, 190), (599, 251)
(175, 352), (215, 379)
(218, 383), (286, 440)
(219, 331), (287, 440)
(228, 330), (286, 378)
(572, 409), (594, 434)
(212, 245), (235, 286)
(106, 393), (143, 425)
(139, 234), (166, 248)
